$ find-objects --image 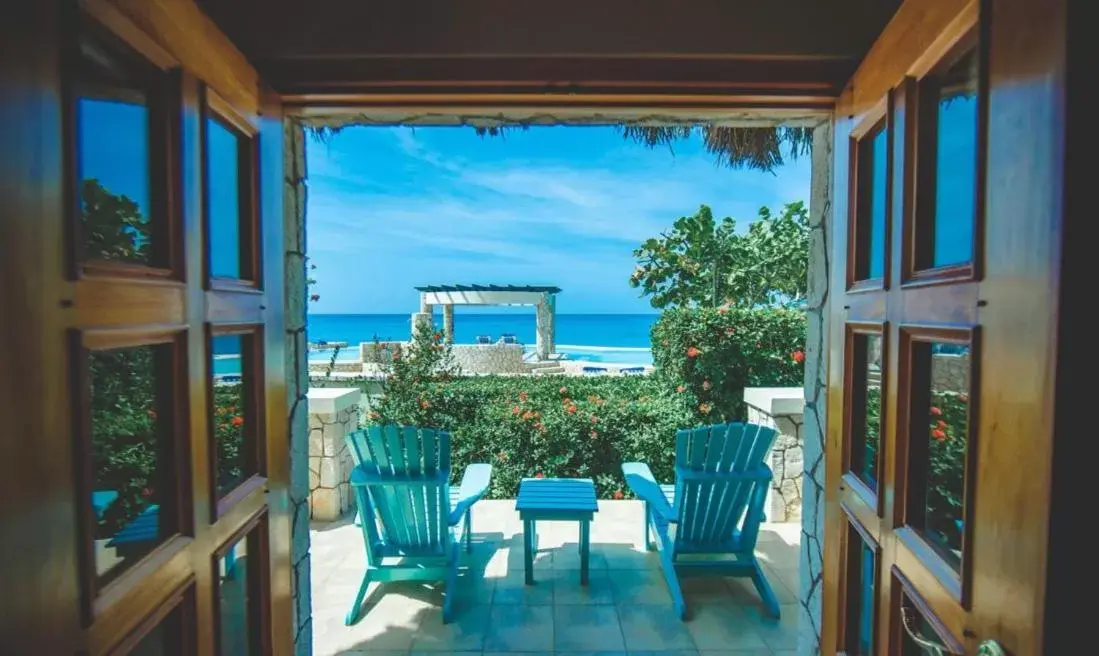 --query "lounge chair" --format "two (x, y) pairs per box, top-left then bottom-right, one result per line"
(500, 333), (519, 344)
(622, 422), (781, 620)
(581, 366), (608, 375)
(475, 335), (493, 344)
(344, 425), (492, 624)
(619, 366), (645, 375)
